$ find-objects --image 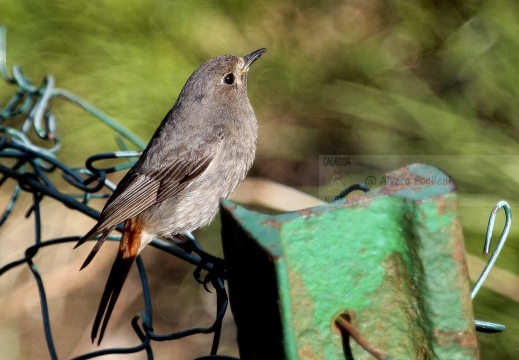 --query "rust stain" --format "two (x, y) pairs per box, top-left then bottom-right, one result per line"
(261, 217), (283, 229)
(381, 170), (413, 194)
(452, 217), (468, 264)
(298, 208), (315, 218)
(298, 344), (317, 360)
(435, 194), (456, 216)
(344, 193), (374, 206)
(433, 329), (478, 348)
(225, 204), (237, 212)
(437, 197), (448, 216)
(287, 262), (325, 359)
